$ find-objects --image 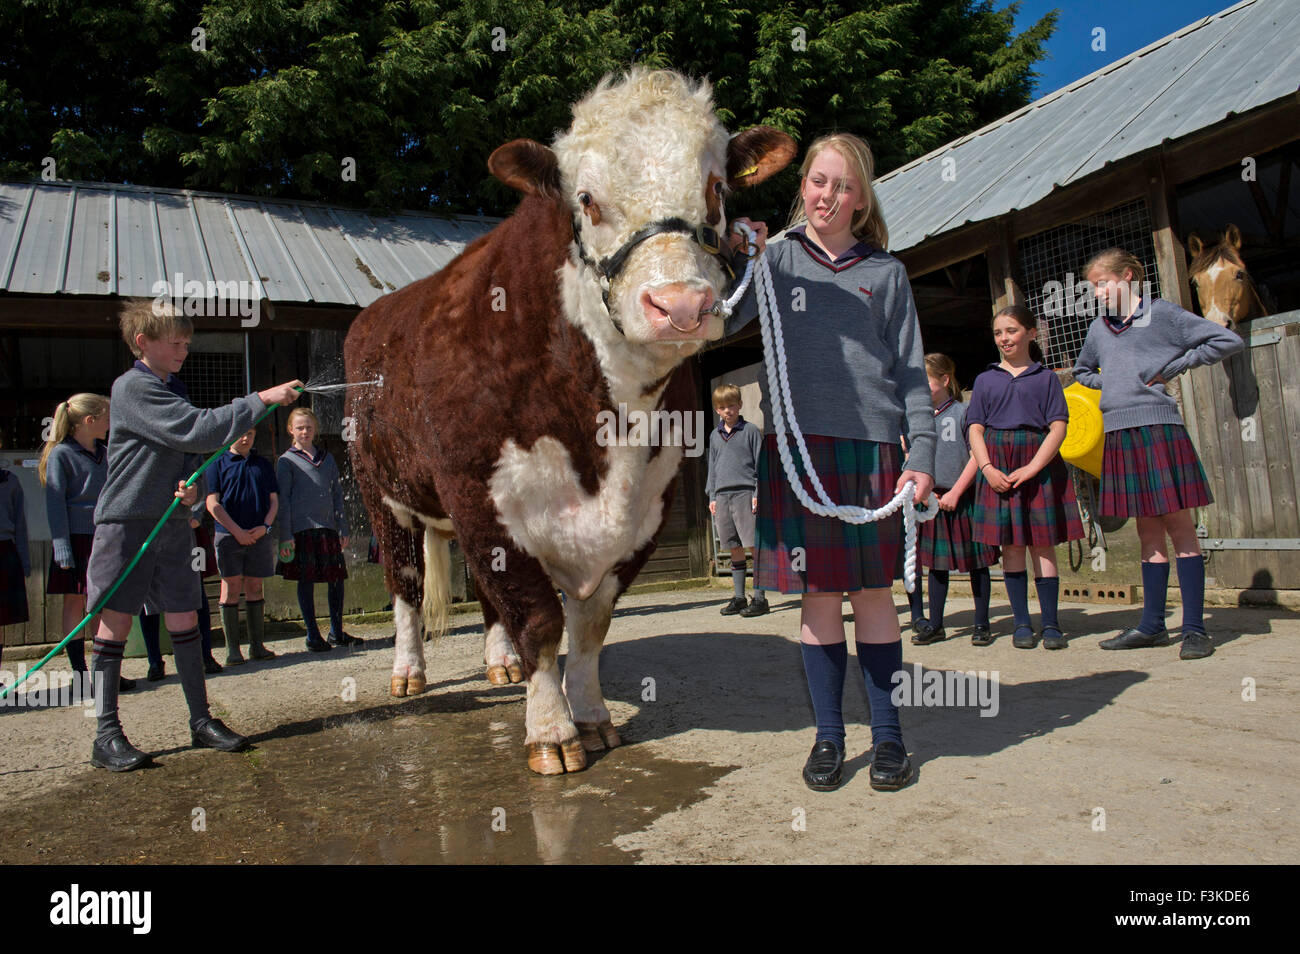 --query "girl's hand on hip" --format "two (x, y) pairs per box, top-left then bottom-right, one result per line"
(897, 469), (933, 505)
